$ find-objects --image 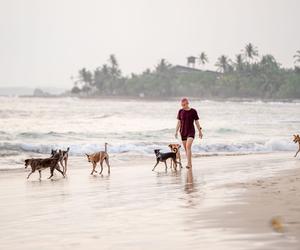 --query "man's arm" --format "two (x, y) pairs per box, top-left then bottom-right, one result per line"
(195, 120), (203, 139)
(175, 120), (180, 138)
